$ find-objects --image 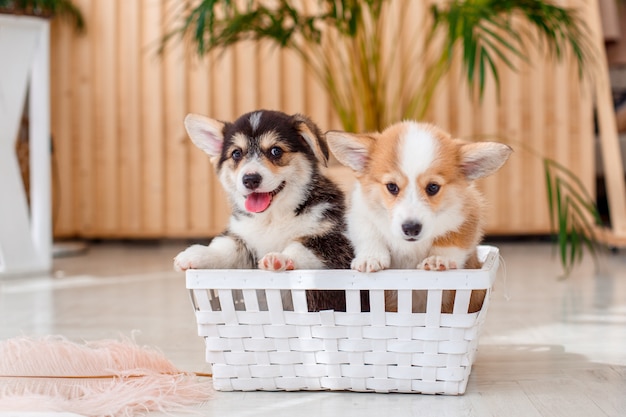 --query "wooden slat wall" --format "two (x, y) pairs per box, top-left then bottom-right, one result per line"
(49, 0), (595, 239)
